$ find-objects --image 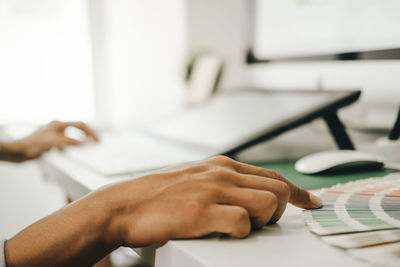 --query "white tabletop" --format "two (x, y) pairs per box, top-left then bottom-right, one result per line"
(41, 150), (368, 267)
(155, 204), (366, 267)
